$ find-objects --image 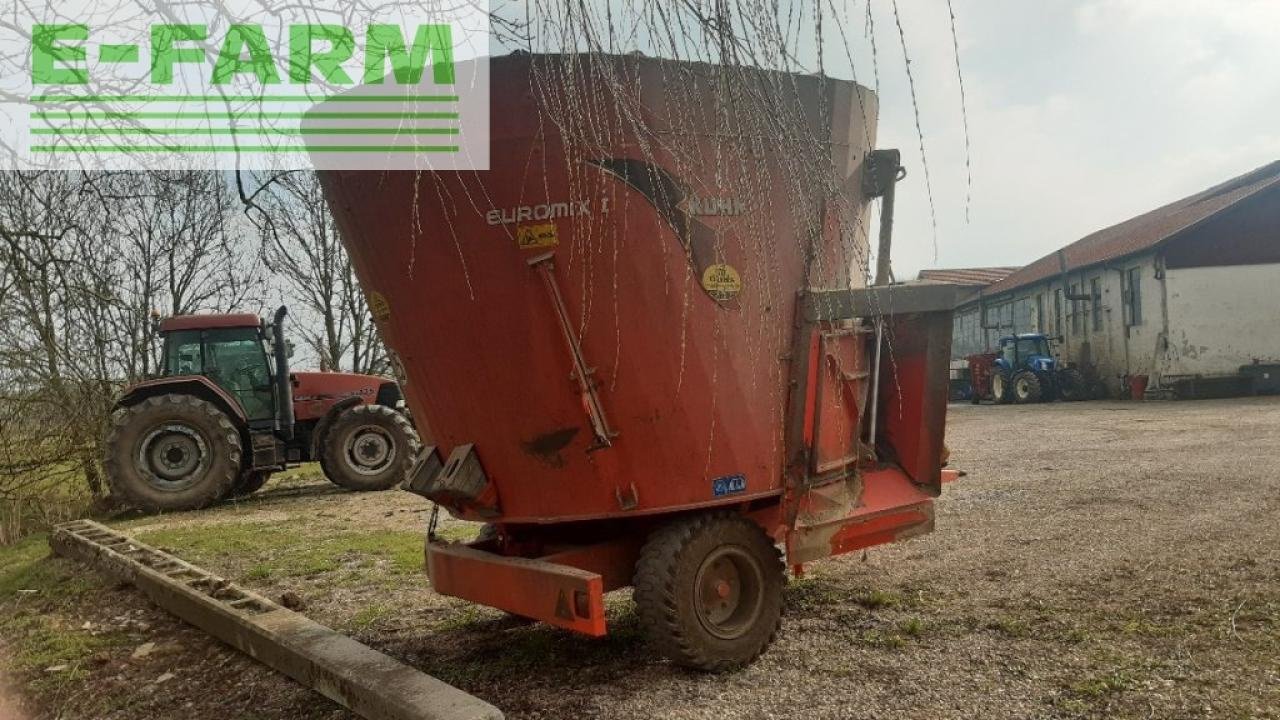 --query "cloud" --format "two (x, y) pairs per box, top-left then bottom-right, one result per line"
(874, 0), (1280, 279)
